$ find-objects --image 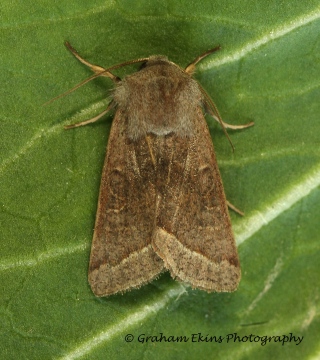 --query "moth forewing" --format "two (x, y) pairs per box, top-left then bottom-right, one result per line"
(88, 111), (165, 296)
(151, 109), (240, 292)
